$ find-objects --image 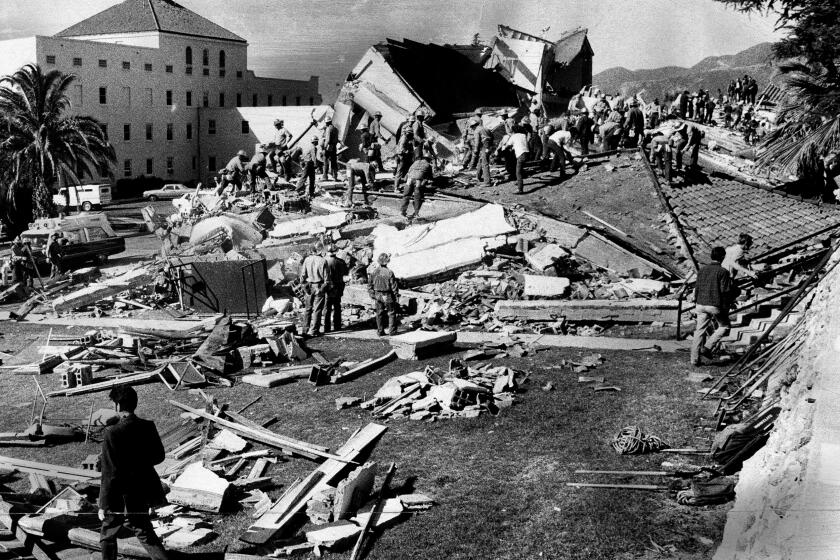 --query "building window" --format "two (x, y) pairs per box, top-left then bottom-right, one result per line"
(165, 64), (173, 73)
(309, 97), (314, 105)
(219, 69), (226, 77)
(208, 156), (216, 171)
(192, 156), (196, 170)
(166, 123), (173, 141)
(101, 124), (108, 140)
(186, 91), (192, 106)
(98, 59), (107, 68)
(219, 92), (225, 107)
(186, 46), (192, 65)
(146, 159), (153, 175)
(72, 57), (82, 67)
(99, 87), (107, 104)
(123, 123), (131, 141)
(186, 66), (192, 75)
(236, 70), (243, 79)
(236, 93), (241, 107)
(253, 94), (258, 107)
(166, 157), (174, 175)
(145, 88), (153, 106)
(124, 159), (132, 177)
(208, 119), (216, 135)
(46, 55), (56, 64)
(241, 120), (249, 134)
(219, 50), (226, 68)
(122, 61), (130, 70)
(202, 48), (209, 66)
(202, 91), (209, 107)
(186, 123), (193, 140)
(295, 96), (301, 106)
(166, 90), (173, 105)
(268, 95), (273, 106)
(282, 95), (287, 106)
(145, 123), (153, 141)
(144, 63), (152, 72)
(203, 68), (210, 76)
